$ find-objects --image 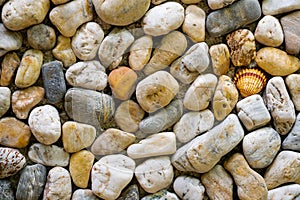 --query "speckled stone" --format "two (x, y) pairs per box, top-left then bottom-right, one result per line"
(27, 24), (56, 51)
(283, 113), (300, 151)
(16, 164), (47, 200)
(268, 184), (300, 200)
(141, 190), (179, 200)
(262, 0), (300, 15)
(208, 0), (237, 10)
(117, 185), (139, 200)
(0, 87), (10, 118)
(0, 147), (26, 178)
(72, 189), (99, 200)
(52, 35), (77, 67)
(0, 52), (20, 86)
(0, 24), (22, 57)
(173, 176), (205, 200)
(0, 179), (14, 200)
(209, 44), (230, 76)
